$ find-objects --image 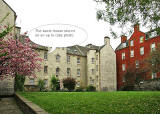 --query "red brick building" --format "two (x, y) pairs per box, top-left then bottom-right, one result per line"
(115, 24), (160, 89)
